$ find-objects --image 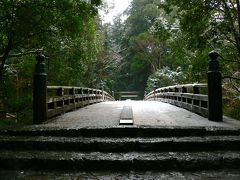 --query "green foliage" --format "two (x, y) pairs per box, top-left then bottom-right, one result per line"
(224, 99), (240, 120)
(161, 0), (240, 119)
(91, 0), (102, 6)
(0, 0), (101, 76)
(130, 32), (168, 72)
(109, 0), (239, 119)
(0, 0), (103, 125)
(108, 0), (162, 92)
(0, 119), (16, 129)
